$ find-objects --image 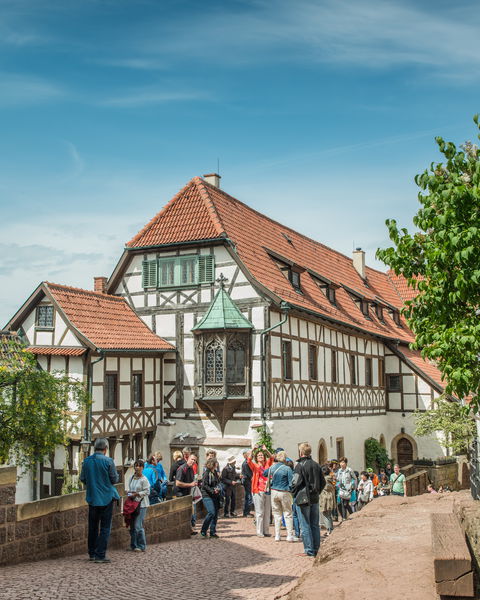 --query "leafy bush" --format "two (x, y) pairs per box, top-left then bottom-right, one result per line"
(364, 437), (389, 471)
